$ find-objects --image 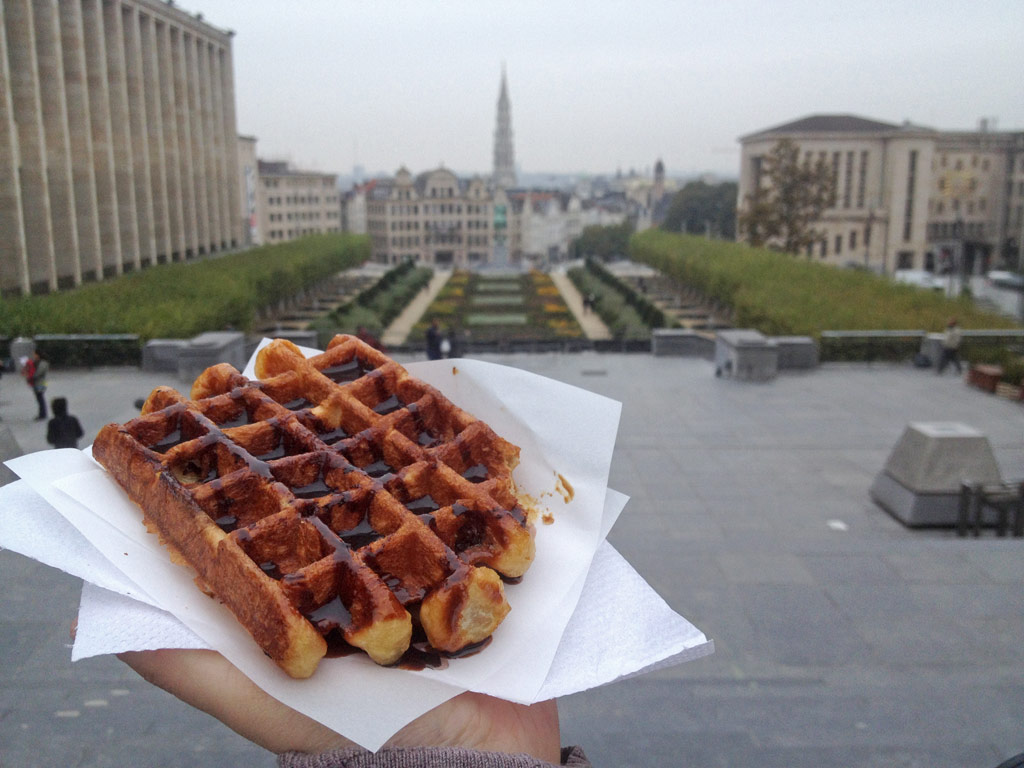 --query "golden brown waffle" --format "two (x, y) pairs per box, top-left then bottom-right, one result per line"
(92, 336), (535, 678)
